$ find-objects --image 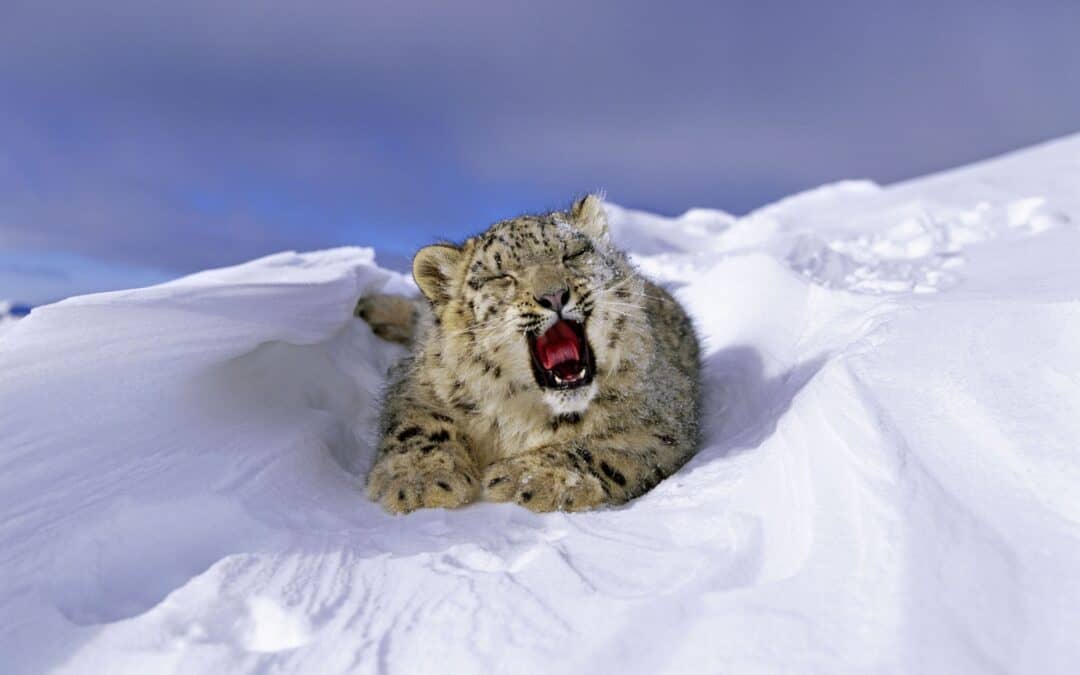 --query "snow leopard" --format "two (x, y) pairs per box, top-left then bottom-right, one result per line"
(357, 195), (700, 514)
